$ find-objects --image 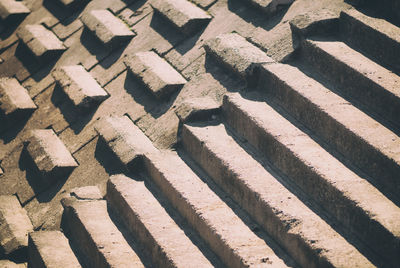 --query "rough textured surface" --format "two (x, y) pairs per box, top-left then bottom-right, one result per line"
(25, 129), (78, 175)
(80, 9), (135, 48)
(94, 116), (158, 168)
(204, 33), (274, 78)
(150, 0), (212, 35)
(182, 123), (374, 268)
(62, 199), (145, 268)
(28, 231), (81, 268)
(17, 25), (66, 58)
(0, 0), (399, 266)
(0, 196), (33, 255)
(107, 175), (214, 268)
(0, 0), (30, 20)
(124, 51), (187, 99)
(0, 78), (36, 115)
(52, 65), (109, 109)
